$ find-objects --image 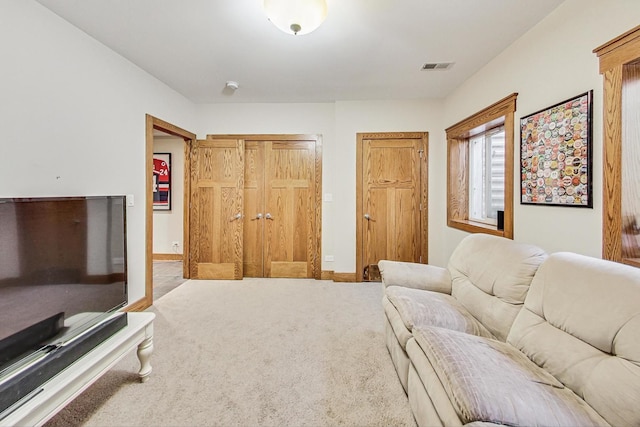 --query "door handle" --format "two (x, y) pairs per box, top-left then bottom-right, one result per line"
(265, 213), (274, 220)
(364, 213), (375, 221)
(230, 213), (242, 222)
(251, 213), (263, 221)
